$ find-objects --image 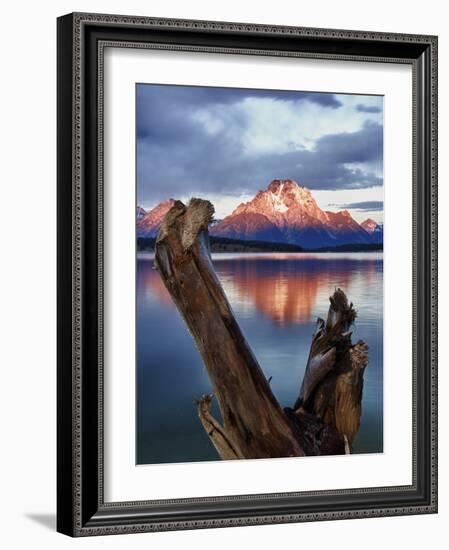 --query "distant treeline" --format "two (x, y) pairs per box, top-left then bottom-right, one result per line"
(137, 236), (382, 253)
(137, 236), (304, 253)
(209, 236), (304, 252)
